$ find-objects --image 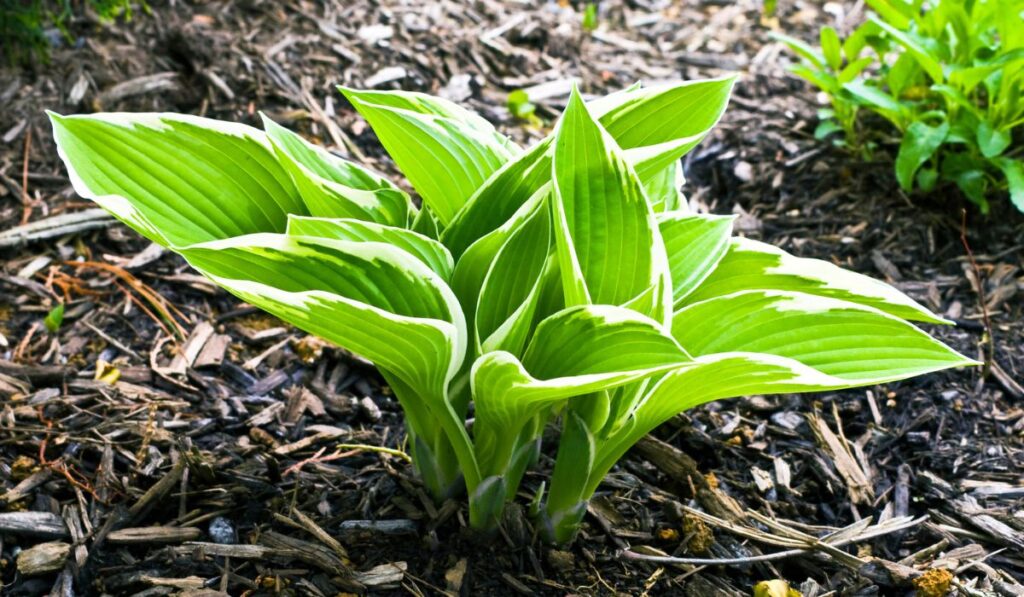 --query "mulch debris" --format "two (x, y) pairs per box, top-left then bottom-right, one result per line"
(0, 0), (1021, 594)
